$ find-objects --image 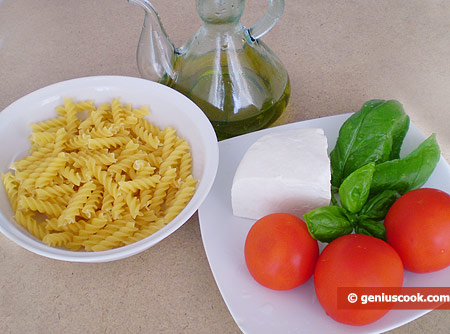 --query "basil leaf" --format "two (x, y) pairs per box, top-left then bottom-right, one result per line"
(304, 206), (353, 243)
(389, 108), (410, 161)
(330, 100), (409, 187)
(370, 134), (441, 195)
(339, 162), (375, 213)
(355, 219), (387, 241)
(359, 189), (400, 220)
